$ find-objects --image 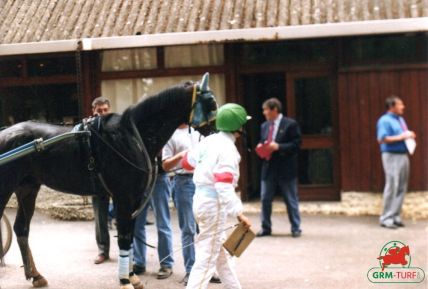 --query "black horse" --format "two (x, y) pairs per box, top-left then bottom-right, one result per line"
(0, 74), (217, 289)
